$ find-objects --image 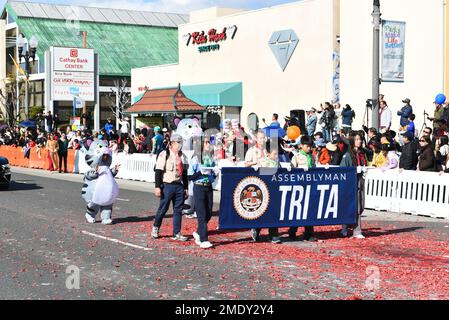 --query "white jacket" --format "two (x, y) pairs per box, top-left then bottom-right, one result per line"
(379, 107), (392, 129)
